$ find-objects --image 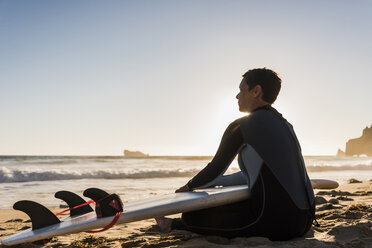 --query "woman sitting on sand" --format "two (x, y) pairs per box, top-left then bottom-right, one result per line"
(156, 68), (315, 241)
